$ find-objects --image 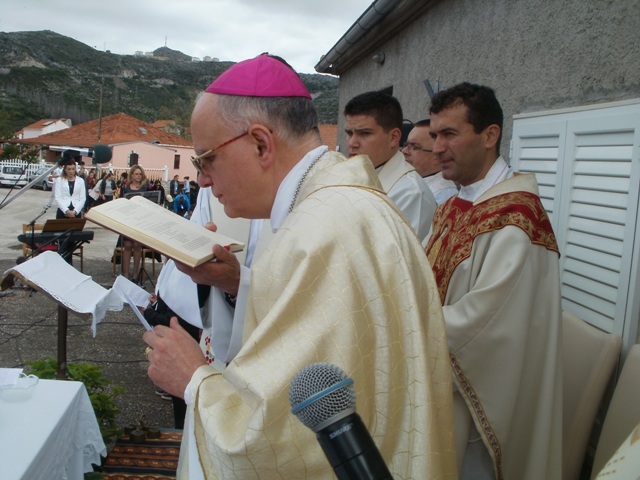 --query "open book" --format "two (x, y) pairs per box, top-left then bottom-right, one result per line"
(85, 196), (245, 268)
